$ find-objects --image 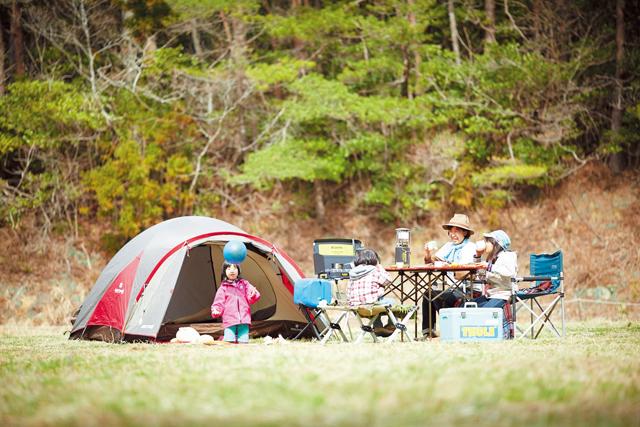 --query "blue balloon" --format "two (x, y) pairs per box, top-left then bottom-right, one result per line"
(223, 240), (247, 264)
